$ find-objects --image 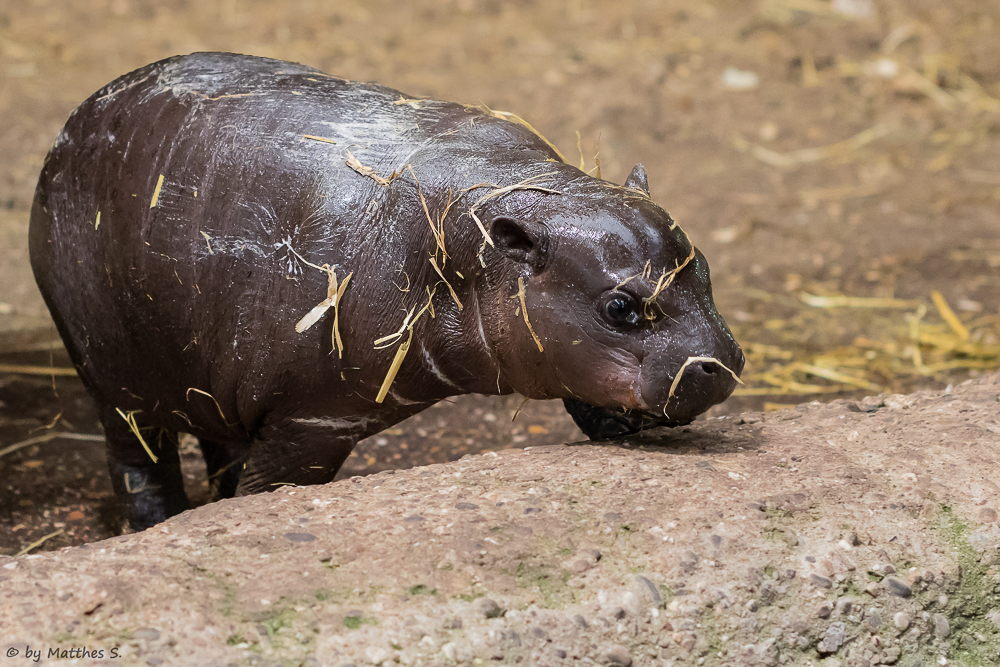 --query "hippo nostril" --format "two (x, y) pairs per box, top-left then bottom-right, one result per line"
(699, 362), (717, 375)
